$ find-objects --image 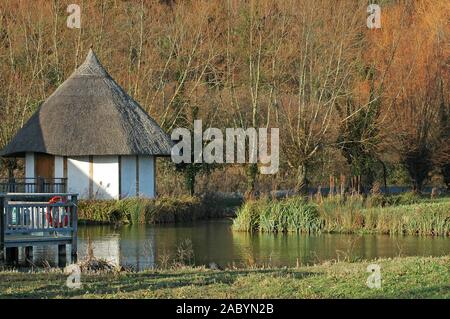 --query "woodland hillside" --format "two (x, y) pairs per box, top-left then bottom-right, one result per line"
(0, 0), (448, 195)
